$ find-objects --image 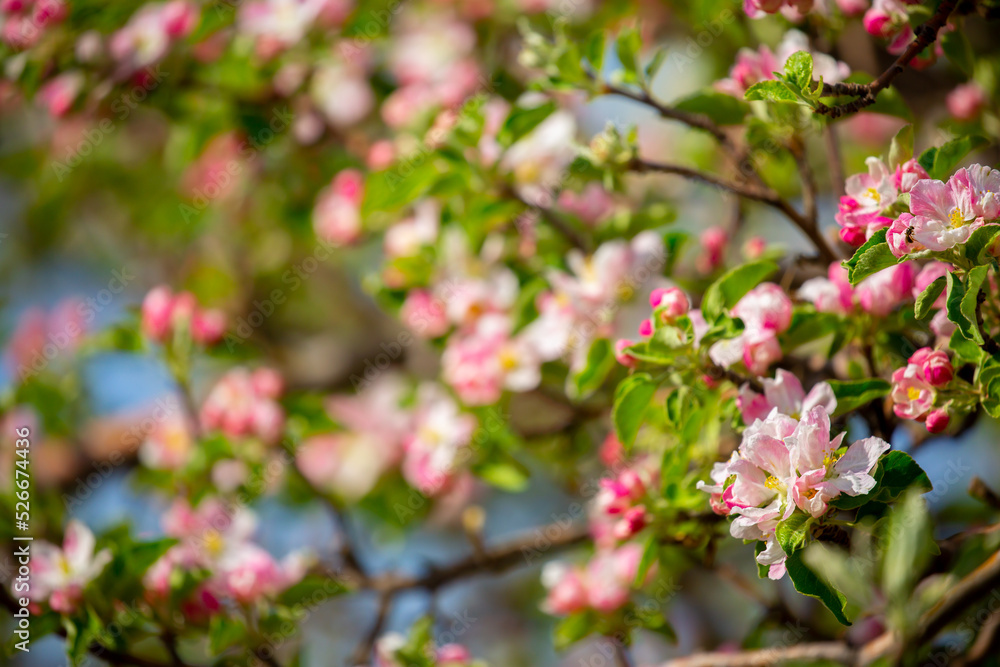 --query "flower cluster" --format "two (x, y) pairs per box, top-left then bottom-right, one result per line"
(145, 499), (308, 612)
(200, 367), (286, 445)
(717, 30), (850, 98)
(890, 348), (954, 432)
(313, 168), (365, 246)
(709, 283), (793, 375)
(23, 520), (111, 613)
(541, 543), (651, 615)
(887, 165), (1000, 256)
(296, 376), (477, 498)
(142, 285), (227, 346)
(699, 405), (889, 579)
(835, 156), (928, 246)
(1, 0), (66, 49)
(590, 461), (658, 545)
